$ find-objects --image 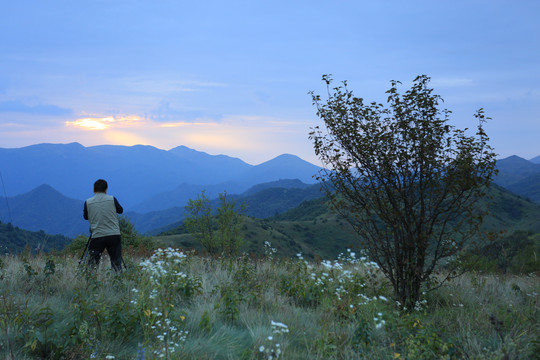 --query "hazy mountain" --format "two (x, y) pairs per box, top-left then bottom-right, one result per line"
(495, 155), (540, 187)
(133, 178), (314, 213)
(238, 154), (320, 184)
(125, 207), (186, 235)
(131, 180), (324, 234)
(0, 143), (321, 208)
(530, 156), (540, 164)
(0, 179), (324, 237)
(505, 173), (540, 205)
(0, 184), (87, 237)
(494, 155), (540, 204)
(131, 182), (249, 213)
(237, 183), (323, 218)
